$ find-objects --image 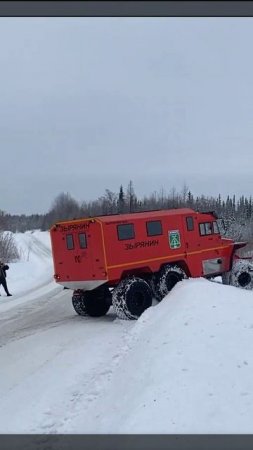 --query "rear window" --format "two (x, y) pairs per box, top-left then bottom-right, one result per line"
(146, 220), (162, 236)
(117, 223), (135, 240)
(66, 234), (74, 250)
(79, 233), (87, 249)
